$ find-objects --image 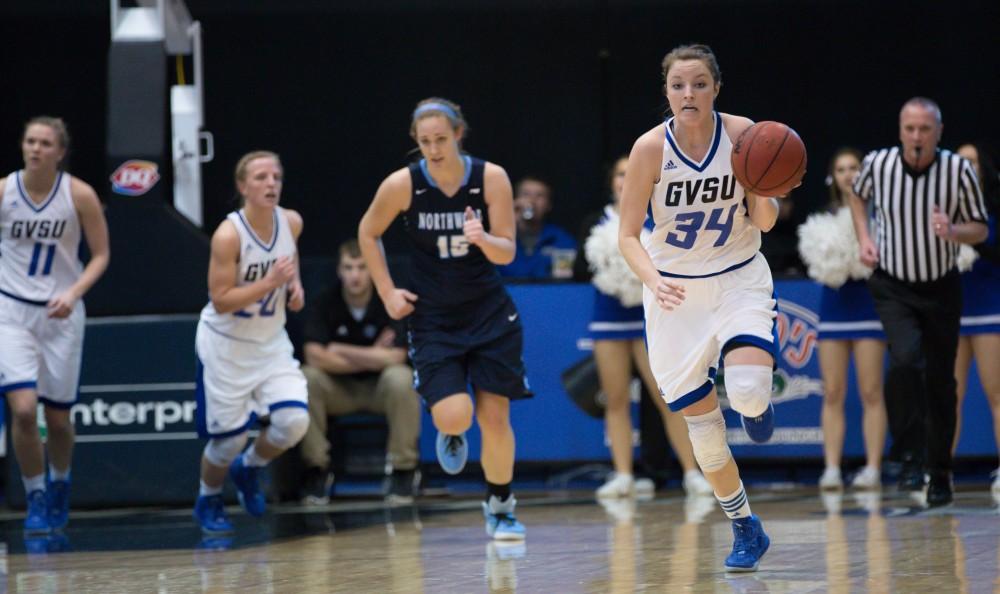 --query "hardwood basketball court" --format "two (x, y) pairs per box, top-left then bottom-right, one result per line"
(3, 485), (997, 593)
